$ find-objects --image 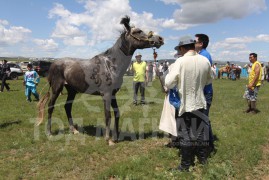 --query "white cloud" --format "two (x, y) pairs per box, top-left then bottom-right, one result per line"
(256, 34), (269, 42)
(178, 0), (266, 24)
(33, 39), (58, 52)
(161, 18), (194, 30)
(51, 21), (85, 39)
(159, 0), (266, 27)
(63, 36), (88, 46)
(48, 0), (165, 48)
(48, 1), (132, 46)
(225, 37), (254, 43)
(0, 19), (9, 26)
(48, 3), (71, 18)
(213, 49), (251, 62)
(210, 34), (269, 61)
(0, 19), (31, 46)
(159, 0), (180, 5)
